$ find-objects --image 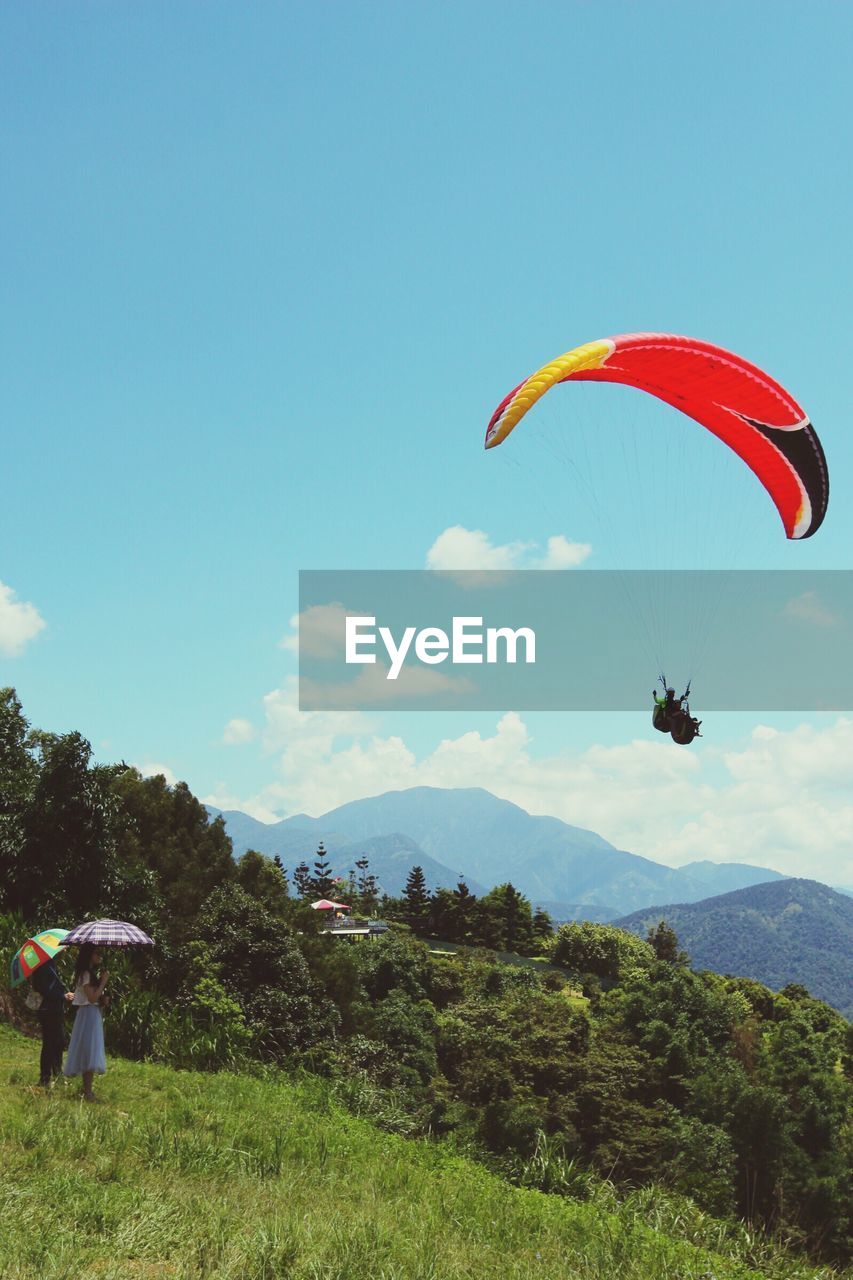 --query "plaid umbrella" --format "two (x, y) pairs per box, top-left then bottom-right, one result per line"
(60, 919), (155, 948)
(9, 928), (70, 988)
